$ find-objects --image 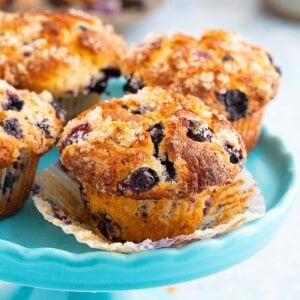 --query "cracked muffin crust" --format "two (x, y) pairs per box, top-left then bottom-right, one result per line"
(58, 87), (246, 200)
(0, 10), (126, 119)
(0, 79), (64, 219)
(121, 30), (281, 151)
